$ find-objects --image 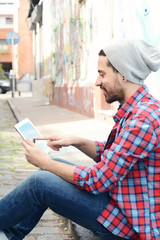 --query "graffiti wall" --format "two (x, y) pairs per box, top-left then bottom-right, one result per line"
(34, 0), (160, 117)
(36, 0), (113, 117)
